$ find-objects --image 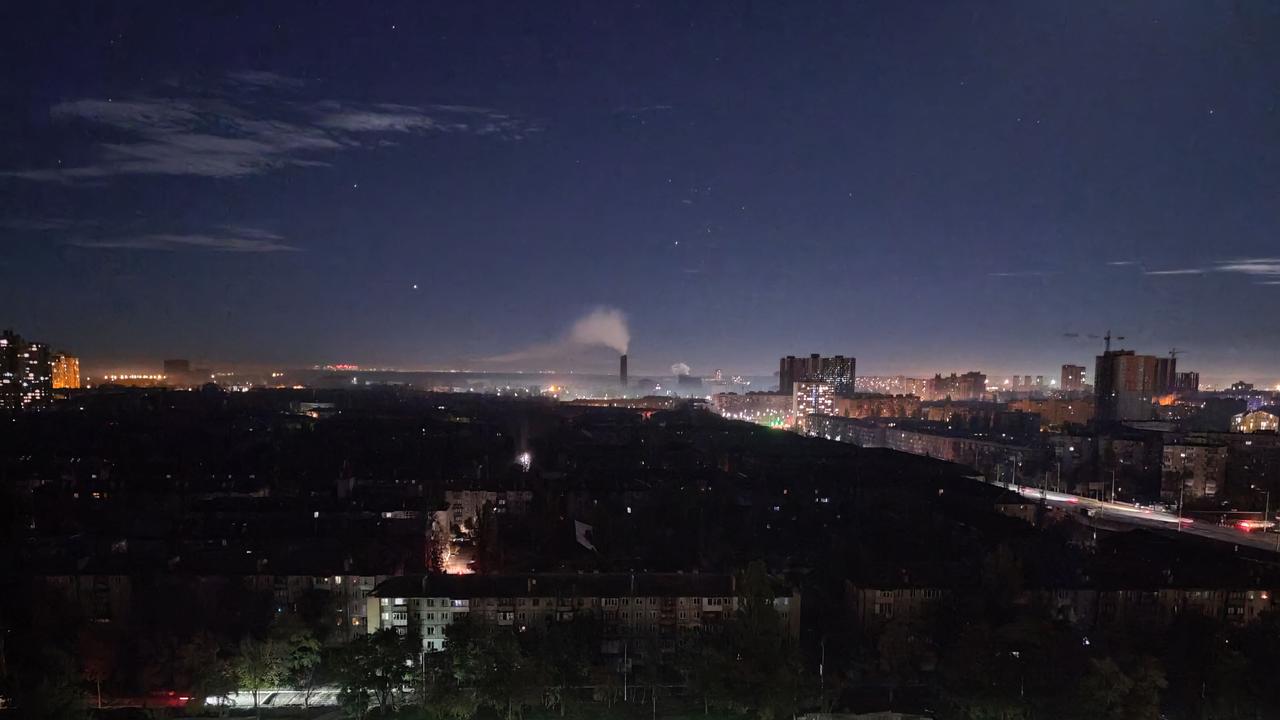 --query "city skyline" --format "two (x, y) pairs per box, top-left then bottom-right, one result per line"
(7, 5), (1280, 716)
(4, 3), (1280, 383)
(14, 335), (1280, 391)
(27, 333), (1279, 391)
